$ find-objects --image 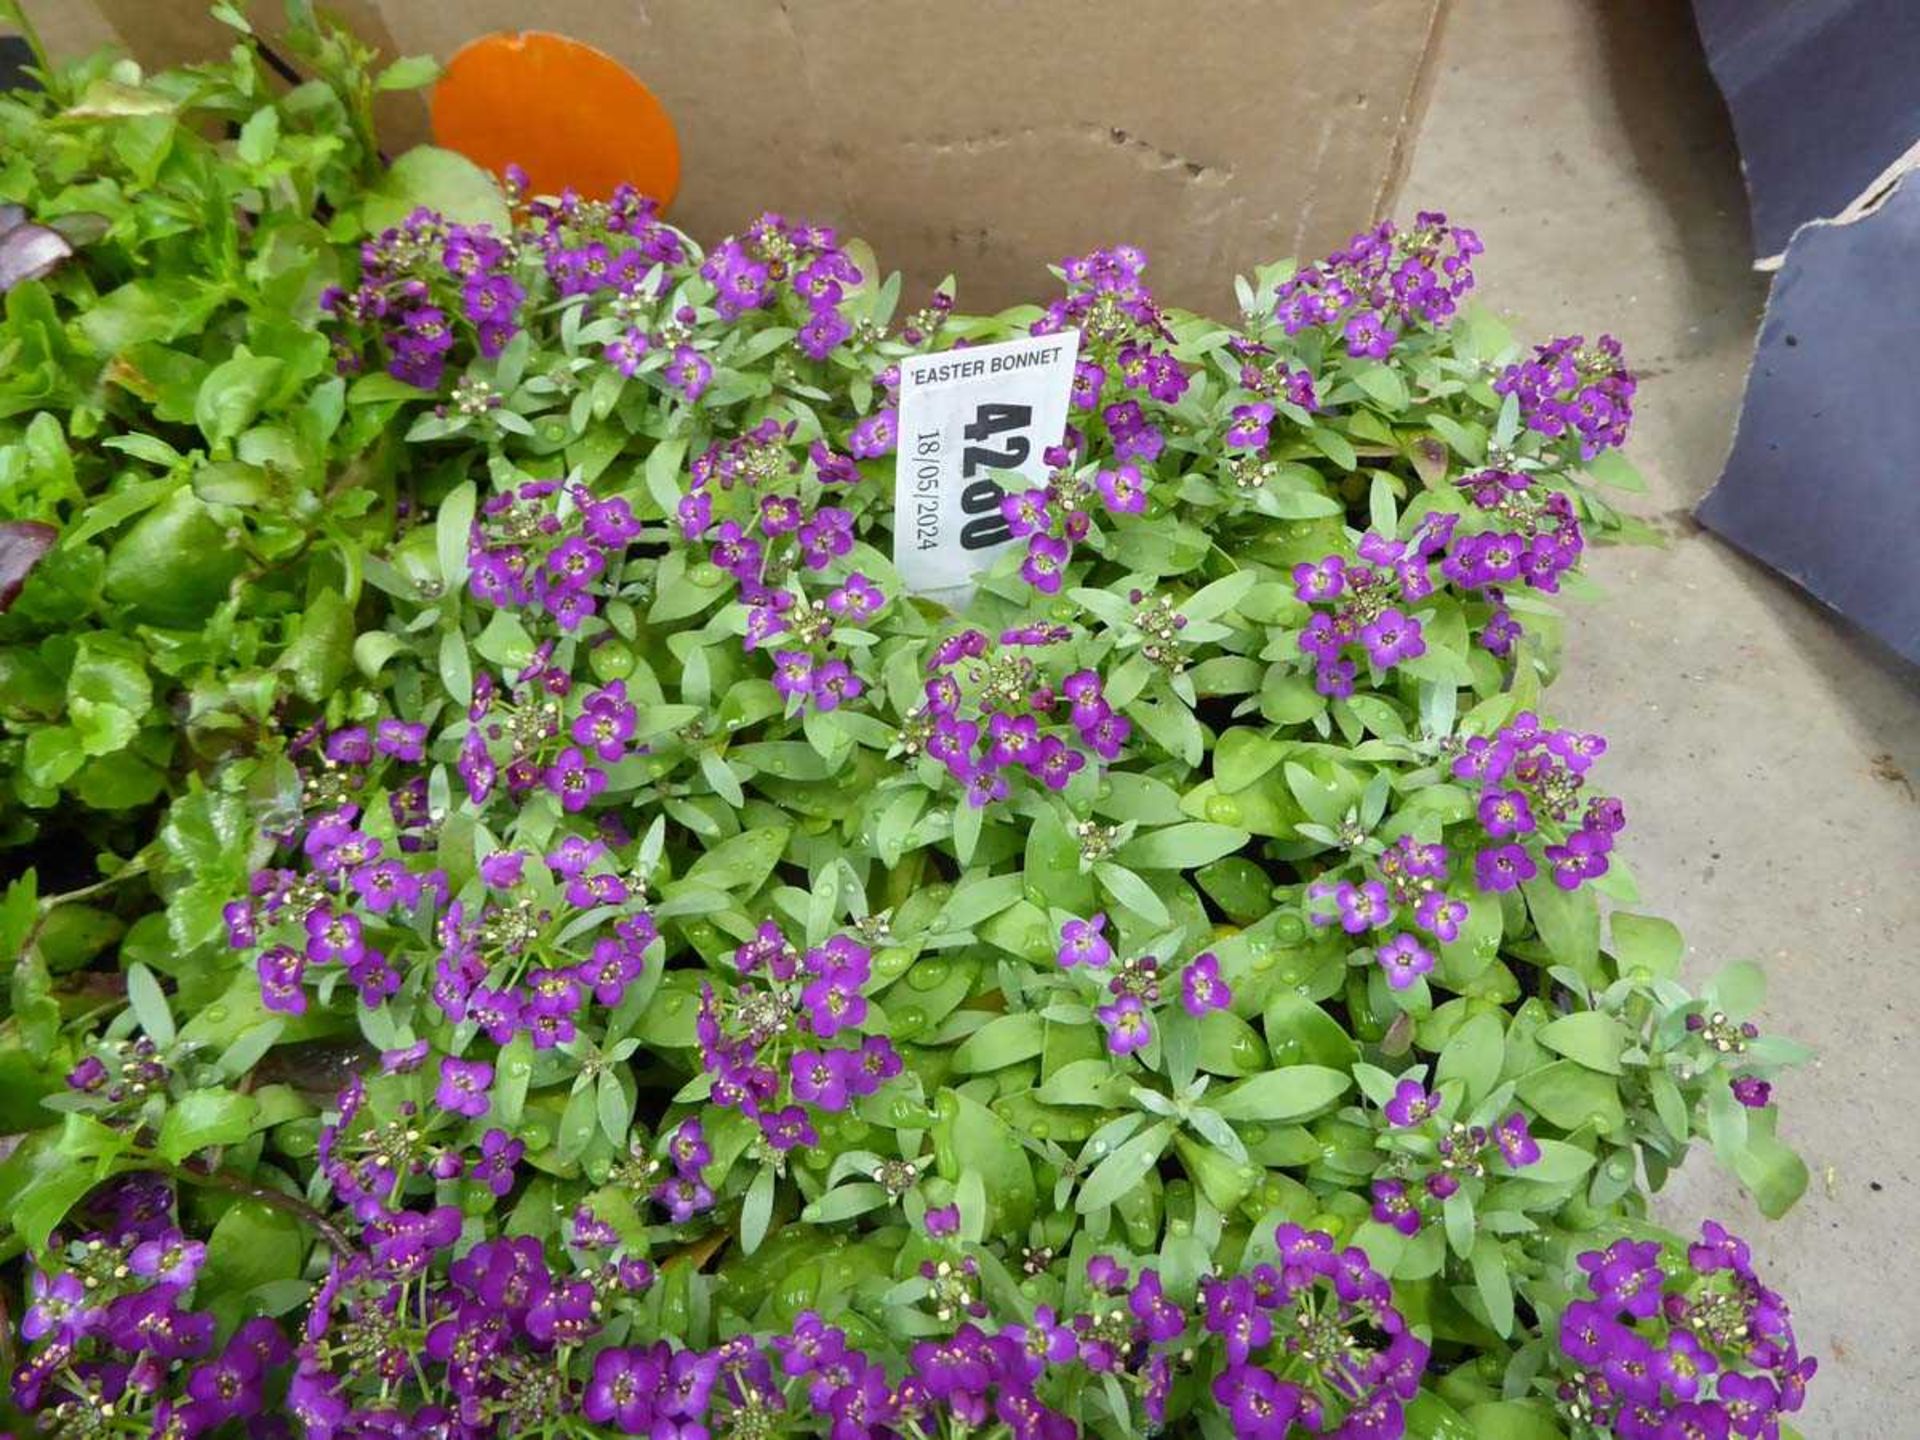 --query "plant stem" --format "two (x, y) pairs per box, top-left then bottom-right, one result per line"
(169, 1161), (352, 1255)
(38, 856), (151, 913)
